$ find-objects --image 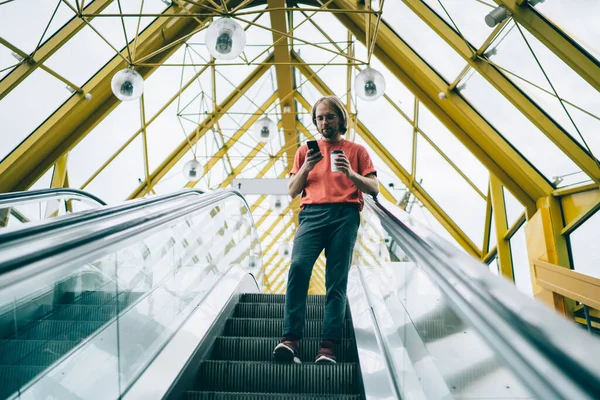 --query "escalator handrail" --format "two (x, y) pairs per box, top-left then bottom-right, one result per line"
(0, 189), (204, 244)
(365, 195), (600, 400)
(0, 189), (248, 278)
(0, 188), (107, 207)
